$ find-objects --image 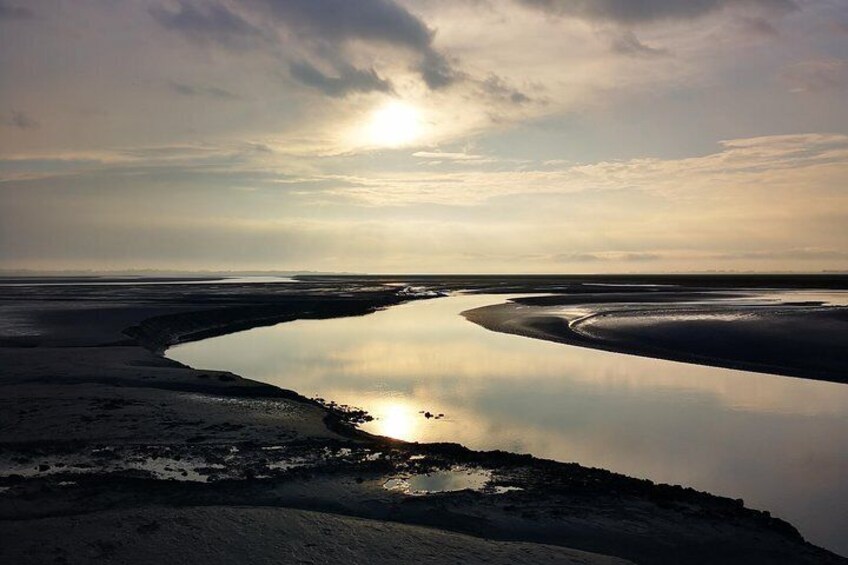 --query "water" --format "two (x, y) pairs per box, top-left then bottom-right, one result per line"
(383, 468), (498, 495)
(168, 293), (848, 554)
